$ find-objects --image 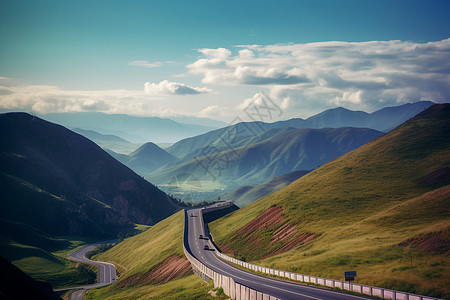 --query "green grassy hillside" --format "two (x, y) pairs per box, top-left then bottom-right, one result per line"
(222, 170), (310, 207)
(86, 211), (219, 300)
(209, 104), (450, 298)
(0, 230), (99, 289)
